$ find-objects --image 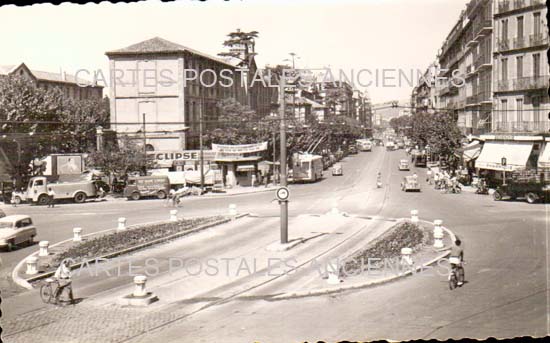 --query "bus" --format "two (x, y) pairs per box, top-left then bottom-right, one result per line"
(291, 153), (324, 182)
